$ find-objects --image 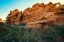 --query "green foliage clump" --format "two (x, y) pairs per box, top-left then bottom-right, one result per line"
(0, 24), (64, 42)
